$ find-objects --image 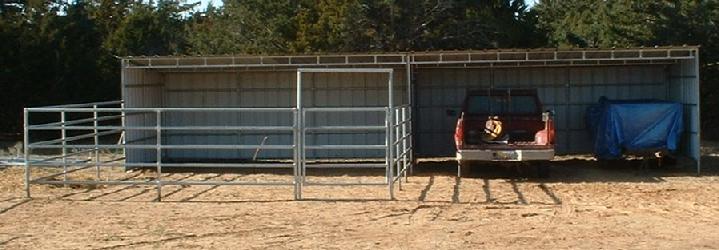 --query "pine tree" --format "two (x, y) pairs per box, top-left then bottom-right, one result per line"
(105, 0), (192, 56)
(534, 0), (653, 48)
